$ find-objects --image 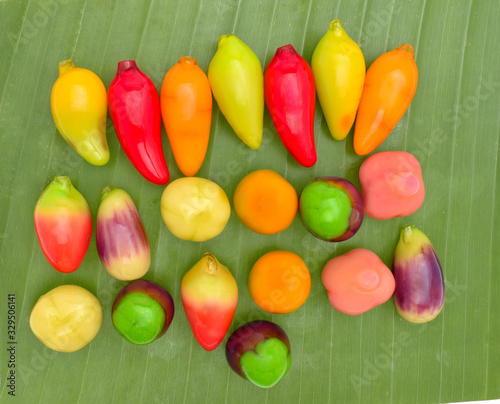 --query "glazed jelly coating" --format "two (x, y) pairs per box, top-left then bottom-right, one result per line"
(233, 169), (298, 235)
(226, 320), (291, 388)
(393, 225), (445, 323)
(96, 186), (150, 281)
(112, 280), (174, 345)
(30, 285), (102, 352)
(322, 248), (395, 315)
(161, 177), (231, 242)
(249, 250), (311, 314)
(181, 253), (238, 351)
(299, 177), (363, 241)
(359, 151), (424, 220)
